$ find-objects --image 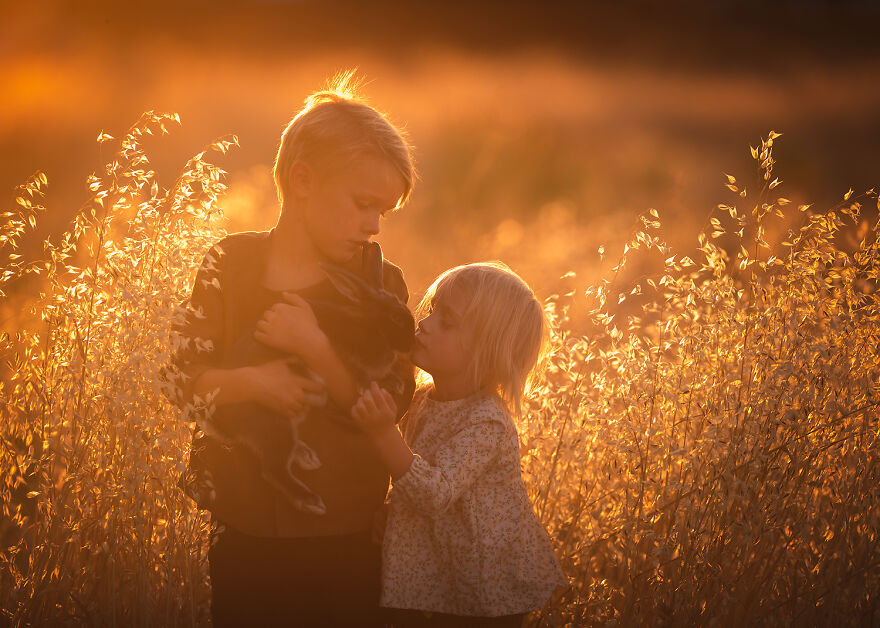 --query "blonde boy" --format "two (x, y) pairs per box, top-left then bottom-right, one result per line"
(173, 73), (415, 626)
